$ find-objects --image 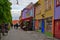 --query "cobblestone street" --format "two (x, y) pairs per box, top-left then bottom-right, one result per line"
(1, 28), (59, 40)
